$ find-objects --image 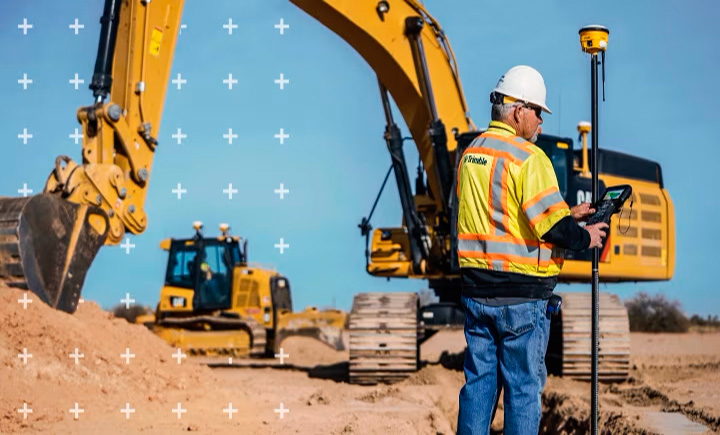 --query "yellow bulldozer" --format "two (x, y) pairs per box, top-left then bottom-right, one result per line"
(136, 222), (346, 359)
